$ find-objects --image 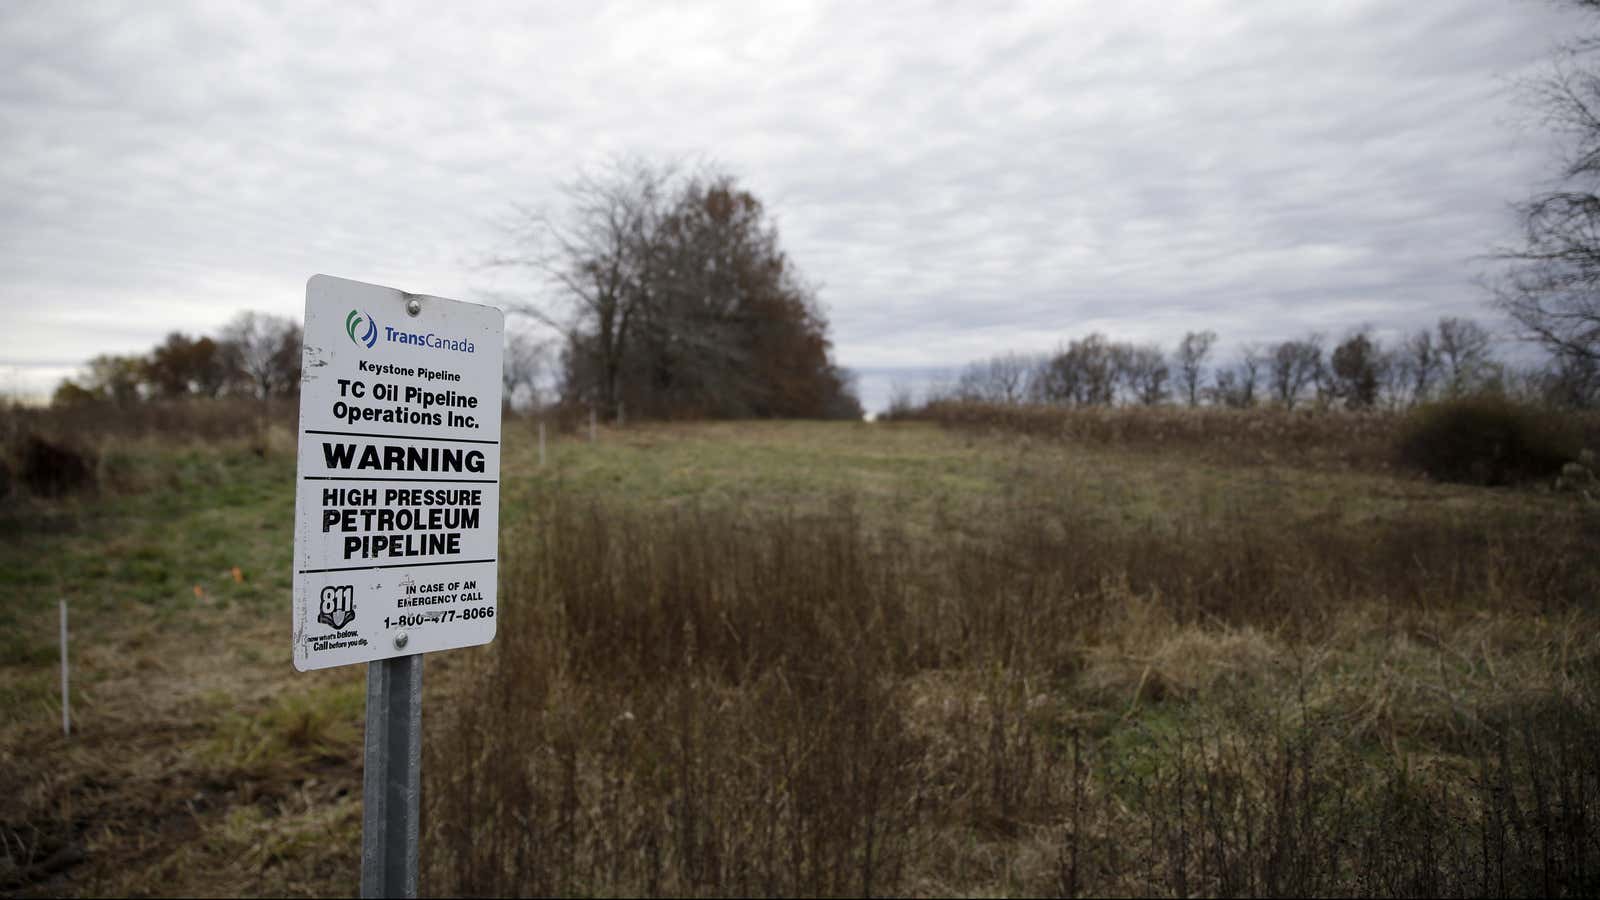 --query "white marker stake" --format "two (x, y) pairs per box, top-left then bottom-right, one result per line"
(539, 421), (546, 468)
(59, 599), (69, 737)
